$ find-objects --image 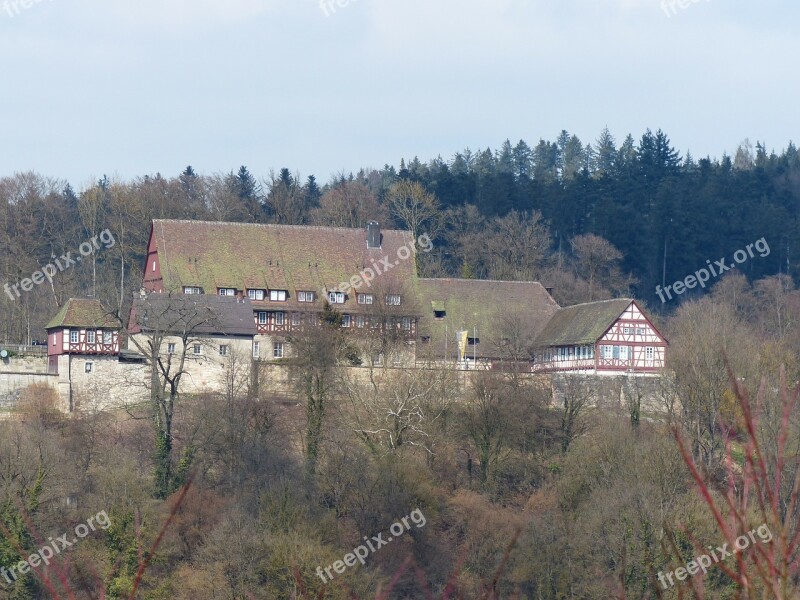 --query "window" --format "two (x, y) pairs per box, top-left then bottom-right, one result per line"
(612, 345), (620, 359)
(357, 293), (373, 305)
(273, 342), (283, 358)
(167, 343), (176, 354)
(559, 347), (568, 360)
(645, 347), (654, 360)
(639, 327), (647, 336)
(103, 330), (113, 345)
(623, 327), (632, 335)
(421, 336), (430, 343)
(401, 317), (412, 331)
(193, 344), (201, 355)
(86, 330), (95, 344)
(620, 346), (628, 360)
(248, 289), (265, 301)
(355, 315), (366, 328)
(434, 310), (446, 319)
(270, 290), (287, 302)
(275, 312), (285, 326)
(291, 313), (301, 326)
(601, 345), (613, 359)
(328, 291), (345, 304)
(258, 312), (267, 325)
(85, 362), (93, 373)
(219, 345), (229, 356)
(386, 294), (401, 306)
(70, 330), (78, 343)
(253, 341), (260, 359)
(218, 288), (236, 296)
(298, 291), (314, 302)
(467, 337), (480, 345)
(184, 286), (202, 295)
(152, 260), (156, 272)
(342, 314), (351, 327)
